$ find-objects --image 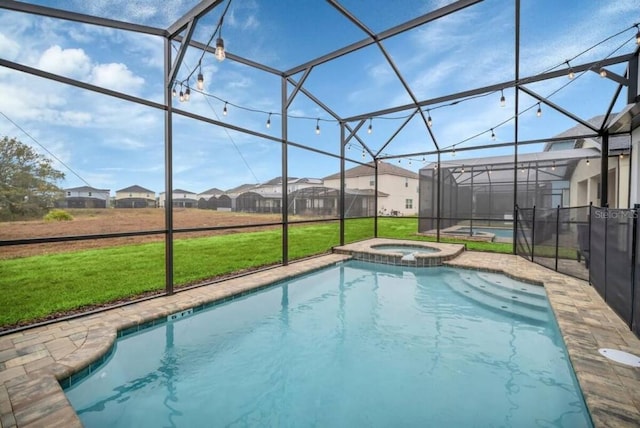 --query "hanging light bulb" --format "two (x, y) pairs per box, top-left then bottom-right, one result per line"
(315, 118), (320, 135)
(266, 113), (272, 129)
(619, 151), (624, 159)
(566, 61), (575, 79)
(362, 149), (366, 159)
(434, 163), (438, 170)
(223, 102), (228, 116)
(521, 163), (525, 173)
(551, 161), (556, 171)
(172, 85), (177, 98)
(491, 128), (496, 140)
(461, 165), (465, 173)
(422, 156), (425, 162)
(215, 37), (226, 61)
(184, 87), (191, 101)
(452, 145), (456, 157)
(197, 72), (204, 90)
(367, 118), (373, 134)
(398, 159), (401, 164)
(586, 158), (590, 166)
(409, 159), (412, 166)
(599, 68), (607, 78)
(488, 166), (492, 175)
(536, 103), (542, 117)
(427, 110), (433, 127)
(500, 89), (506, 107)
(179, 88), (185, 102)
